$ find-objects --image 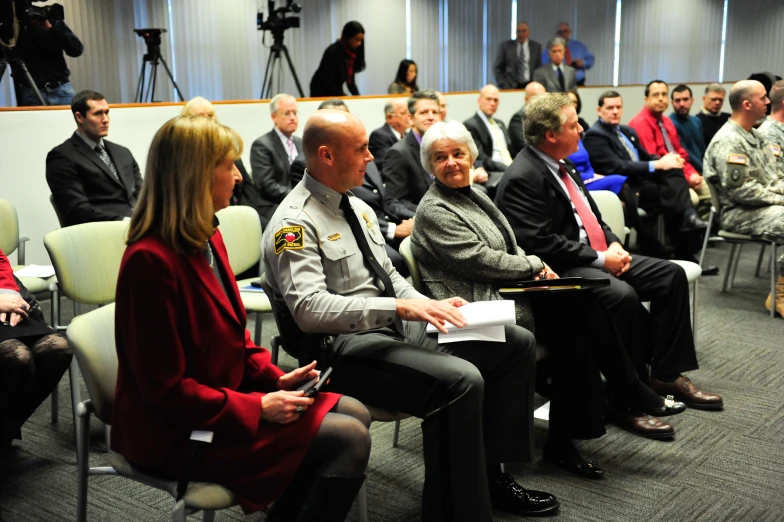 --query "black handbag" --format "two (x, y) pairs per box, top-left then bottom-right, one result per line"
(12, 275), (46, 324)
